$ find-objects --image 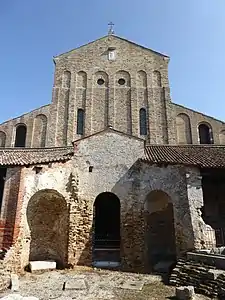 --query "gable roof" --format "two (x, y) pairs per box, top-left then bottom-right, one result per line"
(72, 127), (145, 144)
(144, 144), (225, 169)
(0, 147), (73, 166)
(54, 35), (169, 60)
